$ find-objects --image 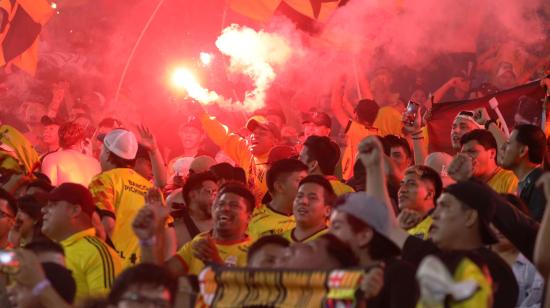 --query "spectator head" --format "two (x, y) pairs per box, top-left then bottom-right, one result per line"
(189, 155), (216, 174)
(210, 163), (247, 185)
(514, 96), (543, 127)
(460, 129), (498, 178)
(264, 108), (286, 129)
(15, 195), (46, 243)
(58, 121), (85, 149)
(178, 116), (204, 151)
(302, 111), (332, 139)
(24, 240), (65, 266)
(300, 135), (340, 176)
(424, 152), (455, 187)
(398, 165), (443, 214)
(181, 171), (218, 214)
(8, 261), (77, 307)
(266, 159), (308, 200)
(93, 117), (123, 158)
(246, 115), (281, 156)
(282, 233), (358, 269)
(267, 145), (298, 166)
(108, 263), (177, 307)
(41, 183), (95, 241)
(431, 180), (498, 251)
(134, 145), (153, 180)
(494, 61), (517, 90)
(293, 175), (336, 229)
(247, 235), (290, 268)
(501, 124), (546, 170)
(0, 187), (16, 247)
(212, 183), (255, 238)
(40, 116), (60, 149)
(354, 99), (379, 126)
(450, 111), (483, 150)
(99, 129), (138, 170)
(382, 135), (412, 172)
(330, 192), (401, 261)
(410, 87), (428, 106)
(25, 178), (54, 195)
